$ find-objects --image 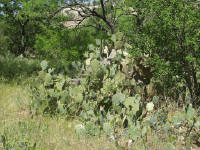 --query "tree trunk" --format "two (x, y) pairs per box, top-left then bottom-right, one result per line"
(18, 18), (29, 55)
(20, 24), (26, 54)
(184, 64), (200, 106)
